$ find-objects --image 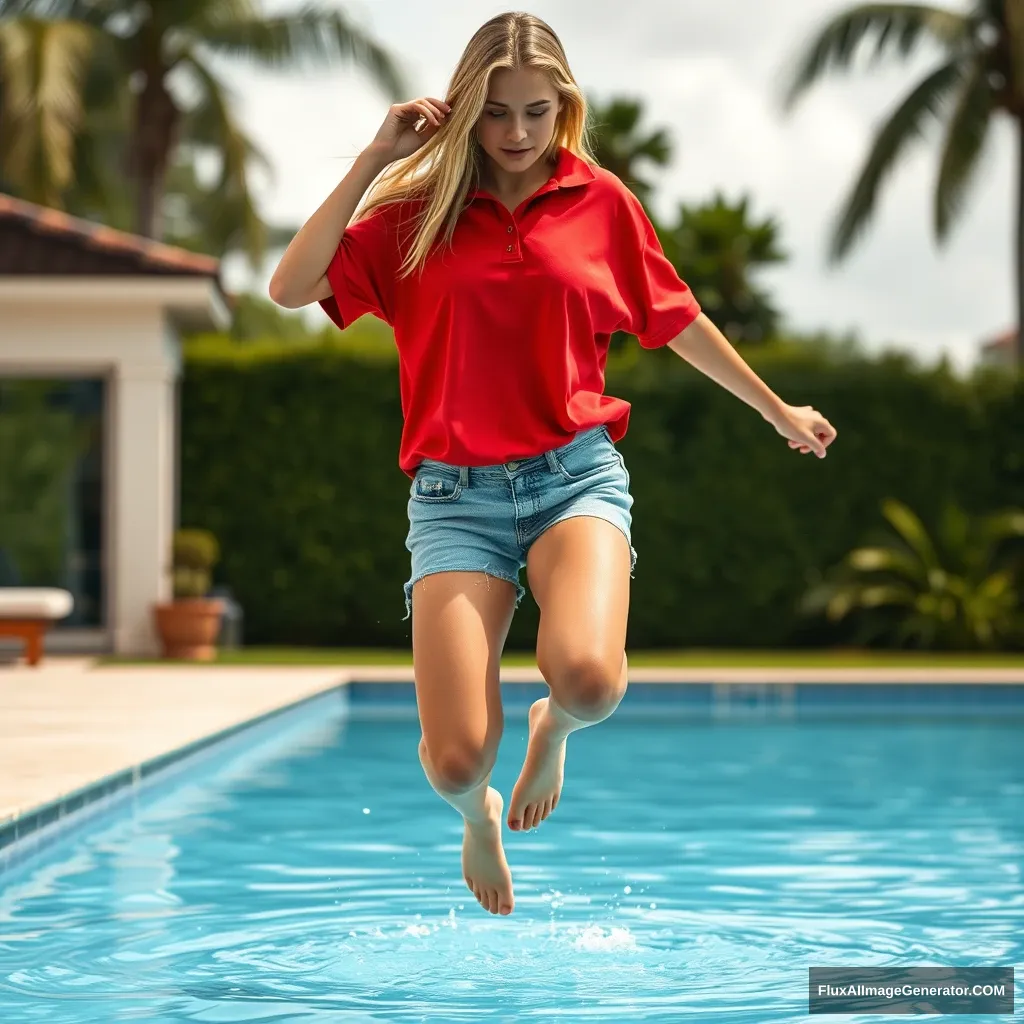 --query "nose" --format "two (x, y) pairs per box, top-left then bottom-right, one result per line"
(506, 117), (529, 141)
